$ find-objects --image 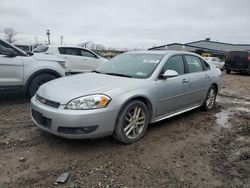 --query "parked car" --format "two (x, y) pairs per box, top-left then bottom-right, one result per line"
(203, 57), (224, 70)
(14, 44), (37, 53)
(31, 51), (222, 144)
(0, 39), (69, 97)
(33, 45), (108, 73)
(225, 51), (250, 74)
